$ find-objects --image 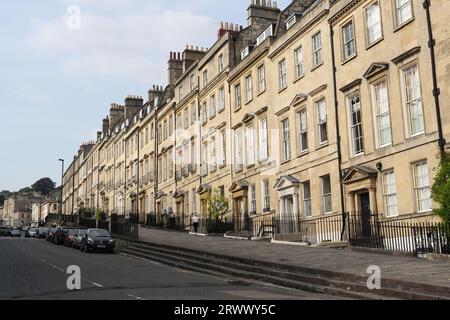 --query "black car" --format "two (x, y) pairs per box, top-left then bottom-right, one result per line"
(80, 229), (115, 253)
(0, 228), (8, 237)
